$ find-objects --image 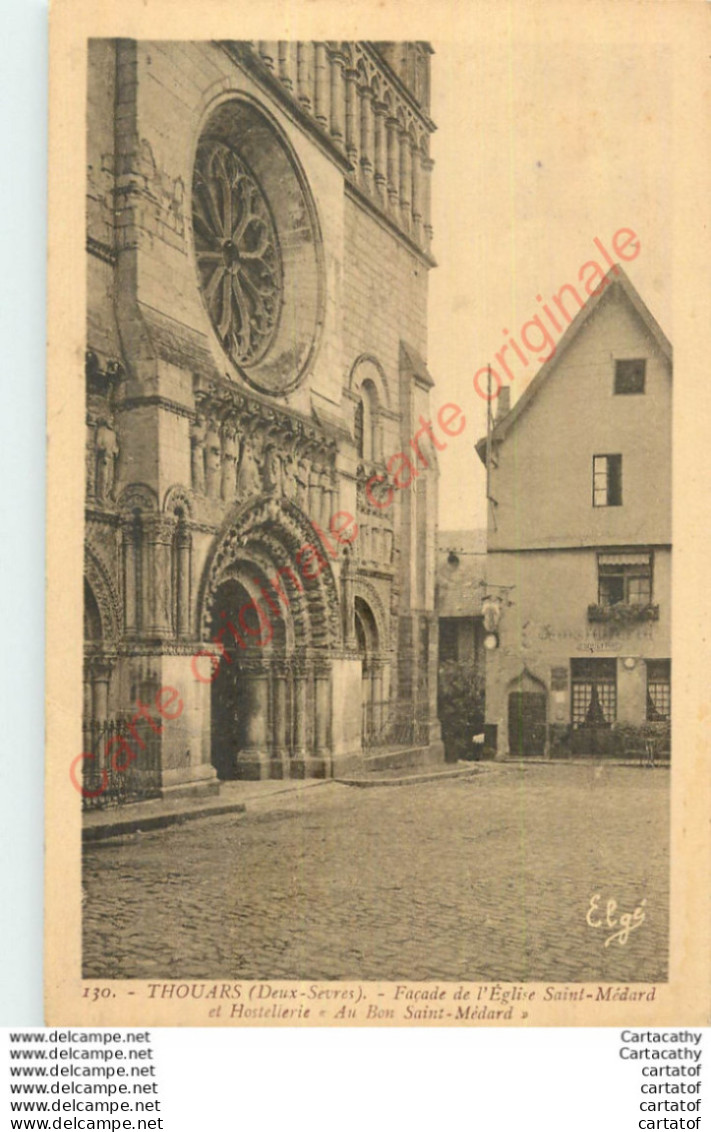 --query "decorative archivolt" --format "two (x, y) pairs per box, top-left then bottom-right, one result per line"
(353, 577), (390, 654)
(116, 482), (159, 516)
(197, 495), (342, 648)
(163, 484), (194, 519)
(348, 354), (390, 409)
(84, 542), (122, 645)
